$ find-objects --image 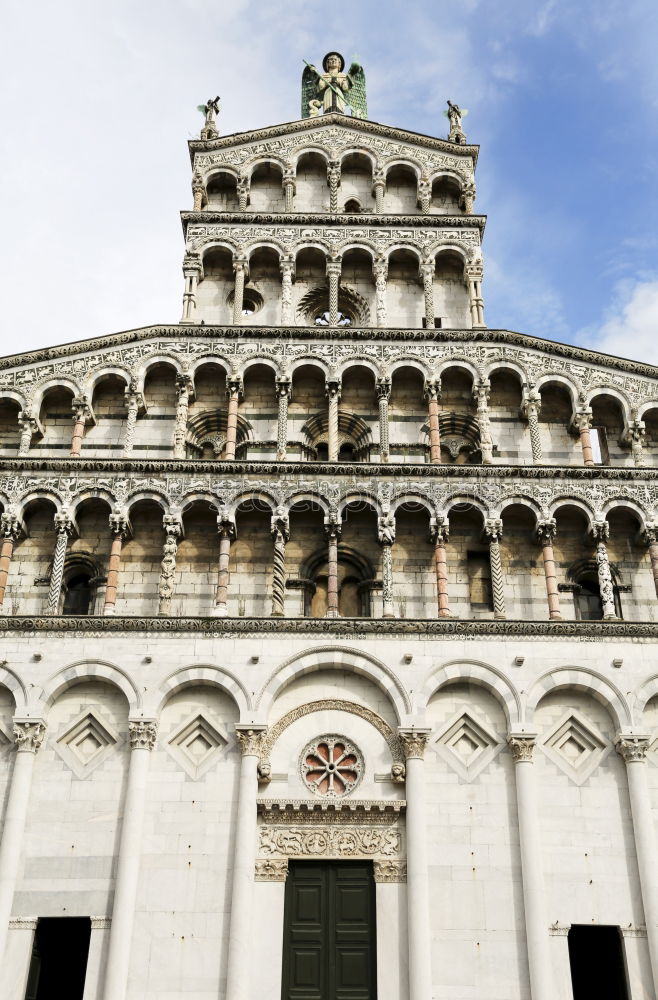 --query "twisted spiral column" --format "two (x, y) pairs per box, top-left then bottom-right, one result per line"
(372, 169), (385, 214)
(628, 419), (646, 467)
(592, 520), (617, 619)
(327, 160), (340, 213)
(158, 515), (181, 616)
(0, 512), (21, 611)
(236, 175), (249, 211)
(644, 524), (658, 600)
(425, 380), (442, 464)
(282, 168), (296, 211)
(326, 259), (341, 327)
(537, 519), (561, 620)
(192, 171), (204, 211)
(431, 517), (452, 618)
(270, 510), (289, 617)
(485, 518), (506, 620)
(522, 389), (543, 463)
(122, 388), (141, 457)
(373, 257), (388, 328)
(376, 379), (391, 463)
(47, 512), (73, 614)
(418, 177), (431, 214)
